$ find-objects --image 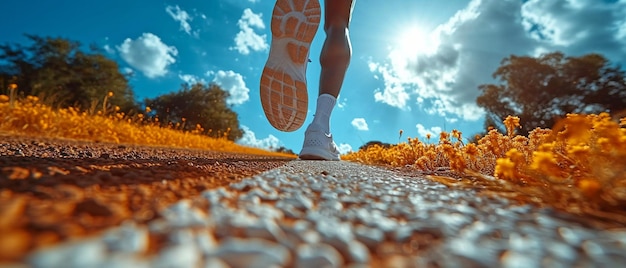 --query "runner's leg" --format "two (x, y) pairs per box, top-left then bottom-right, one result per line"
(318, 0), (355, 98)
(299, 0), (355, 160)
